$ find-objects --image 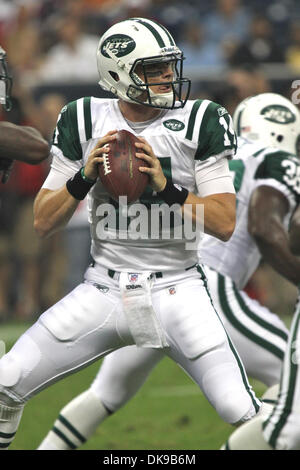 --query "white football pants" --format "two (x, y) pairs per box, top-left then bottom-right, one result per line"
(0, 264), (259, 428)
(88, 267), (287, 414)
